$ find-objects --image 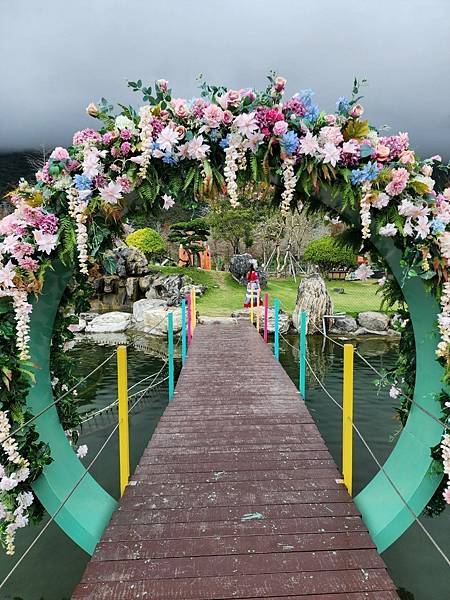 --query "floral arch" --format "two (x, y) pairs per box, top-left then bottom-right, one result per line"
(0, 74), (449, 555)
